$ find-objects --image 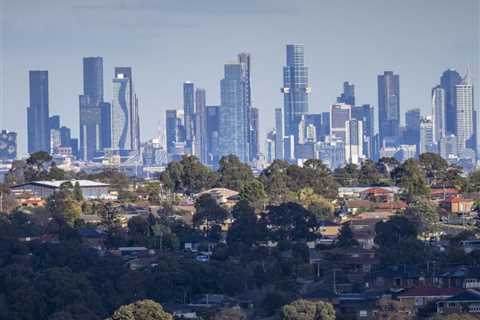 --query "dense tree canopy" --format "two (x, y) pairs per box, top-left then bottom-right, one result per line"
(281, 299), (336, 320)
(105, 300), (172, 320)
